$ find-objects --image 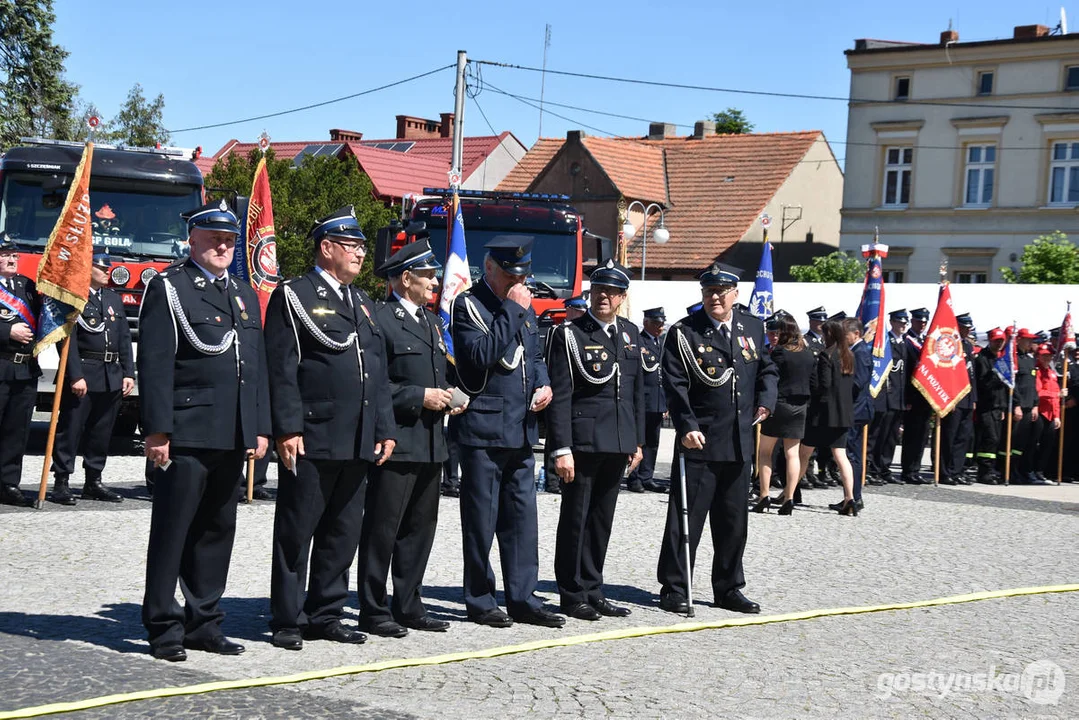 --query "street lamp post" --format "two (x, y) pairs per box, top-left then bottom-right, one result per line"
(622, 201), (669, 281)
